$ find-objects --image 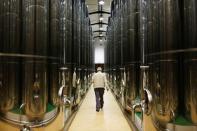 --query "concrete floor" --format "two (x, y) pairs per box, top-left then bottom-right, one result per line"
(68, 87), (132, 131)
